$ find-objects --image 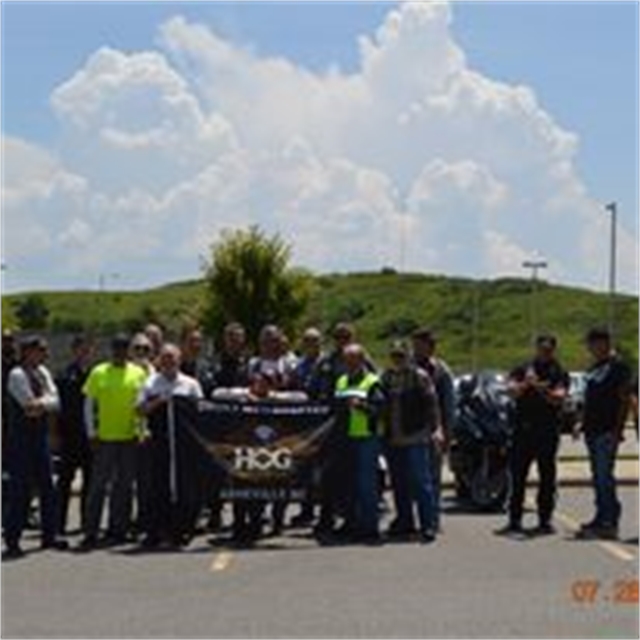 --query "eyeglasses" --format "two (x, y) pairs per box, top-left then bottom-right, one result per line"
(133, 345), (151, 353)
